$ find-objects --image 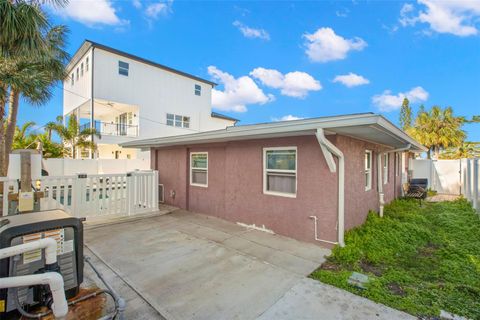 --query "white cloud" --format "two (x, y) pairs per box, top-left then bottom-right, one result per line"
(372, 86), (429, 112)
(233, 21), (270, 40)
(52, 0), (126, 26)
(272, 115), (304, 122)
(132, 0), (142, 9)
(250, 67), (321, 98)
(145, 1), (172, 19)
(336, 8), (349, 18)
(208, 66), (274, 112)
(303, 27), (367, 63)
(333, 72), (370, 87)
(400, 0), (480, 36)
